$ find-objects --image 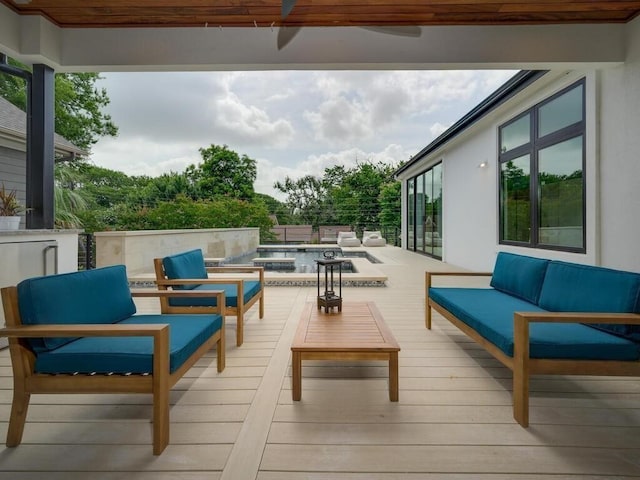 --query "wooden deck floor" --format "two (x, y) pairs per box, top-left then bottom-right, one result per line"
(1, 247), (639, 479)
